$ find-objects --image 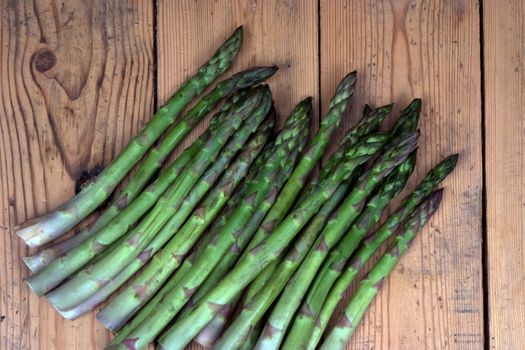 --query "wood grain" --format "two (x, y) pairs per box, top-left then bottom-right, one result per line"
(156, 0), (318, 349)
(0, 0), (153, 349)
(157, 0), (319, 141)
(320, 1), (484, 349)
(484, 0), (525, 349)
(2, 1), (524, 350)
